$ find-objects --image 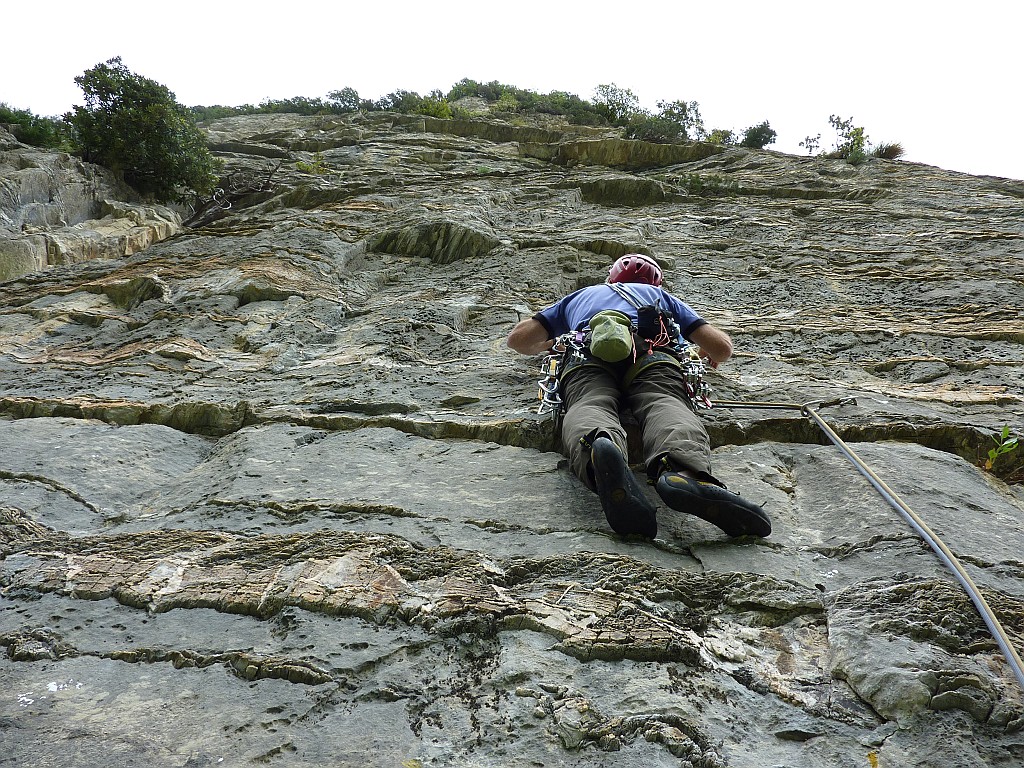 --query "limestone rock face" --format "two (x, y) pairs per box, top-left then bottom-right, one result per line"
(0, 127), (180, 281)
(1, 111), (1023, 767)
